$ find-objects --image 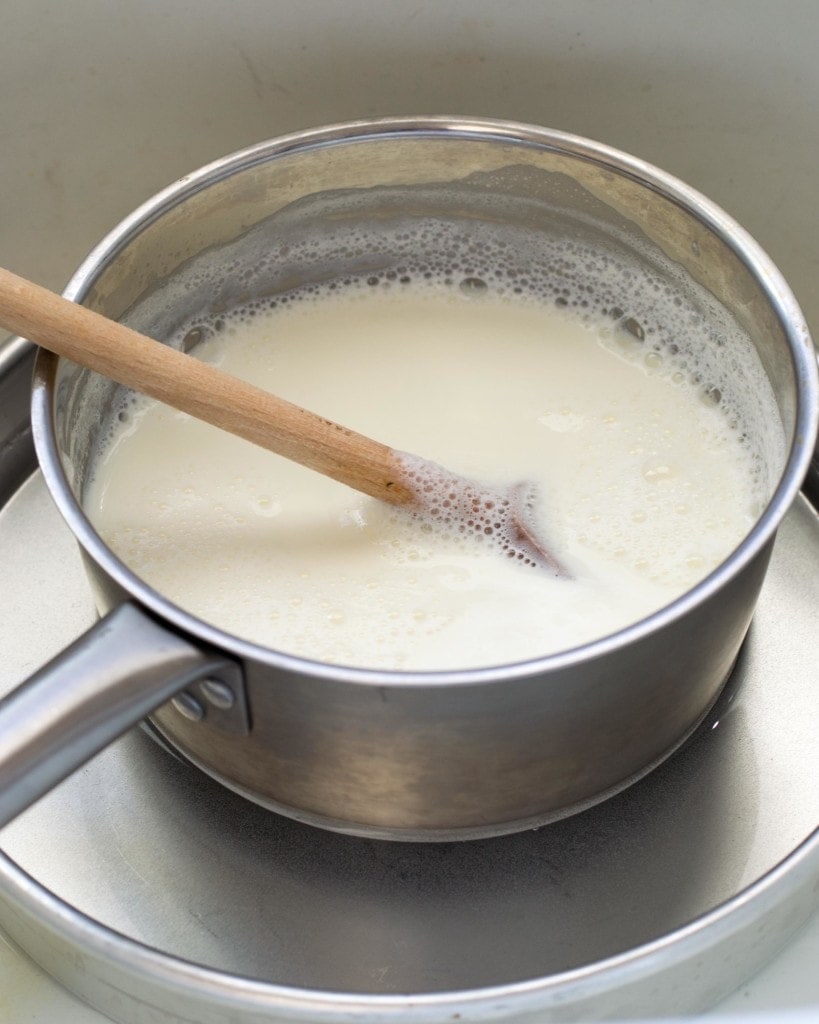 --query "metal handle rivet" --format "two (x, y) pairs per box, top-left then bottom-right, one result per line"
(199, 678), (236, 710)
(171, 692), (206, 722)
